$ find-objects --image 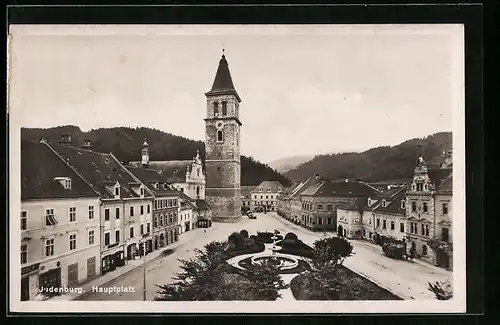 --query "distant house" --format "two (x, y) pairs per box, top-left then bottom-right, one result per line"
(336, 197), (369, 239)
(177, 192), (198, 233)
(372, 184), (409, 244)
(241, 185), (256, 211)
(250, 181), (285, 212)
(21, 140), (101, 301)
